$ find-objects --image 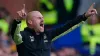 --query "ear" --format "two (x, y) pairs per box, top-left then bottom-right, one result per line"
(28, 20), (32, 25)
